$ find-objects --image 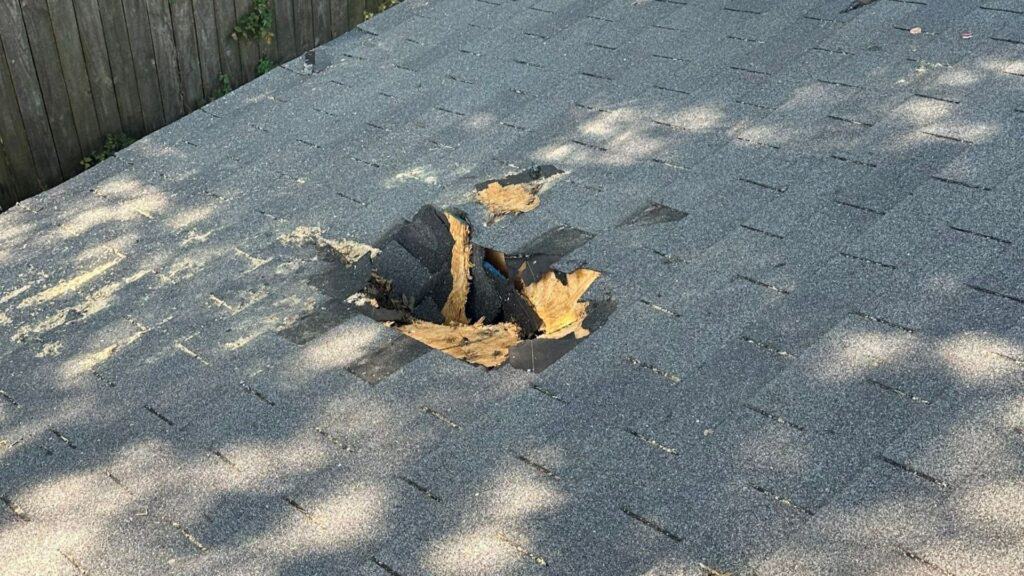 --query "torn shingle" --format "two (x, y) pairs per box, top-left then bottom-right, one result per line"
(618, 202), (687, 227)
(349, 204), (605, 371)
